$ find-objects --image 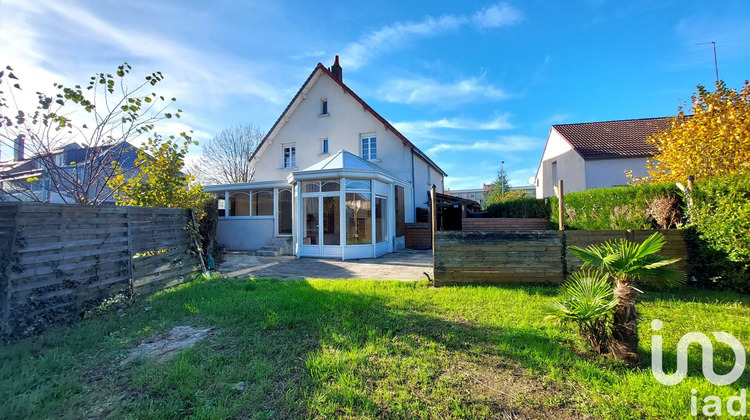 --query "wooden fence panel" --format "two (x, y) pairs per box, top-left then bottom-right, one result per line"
(0, 203), (202, 338)
(405, 223), (431, 249)
(462, 218), (549, 232)
(435, 231), (564, 286)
